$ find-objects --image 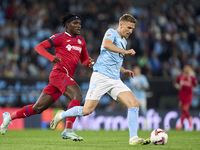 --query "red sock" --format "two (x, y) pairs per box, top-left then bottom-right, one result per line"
(65, 100), (81, 129)
(10, 104), (36, 120)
